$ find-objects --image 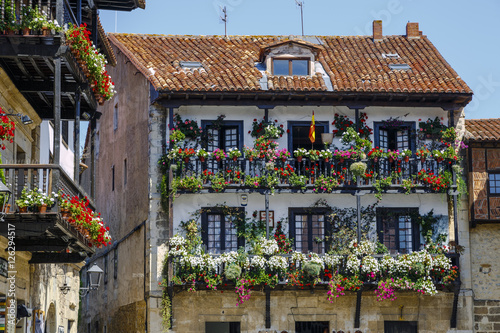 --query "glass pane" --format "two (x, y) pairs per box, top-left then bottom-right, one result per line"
(292, 125), (326, 151)
(273, 59), (289, 75)
(224, 128), (238, 150)
(292, 60), (309, 75)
